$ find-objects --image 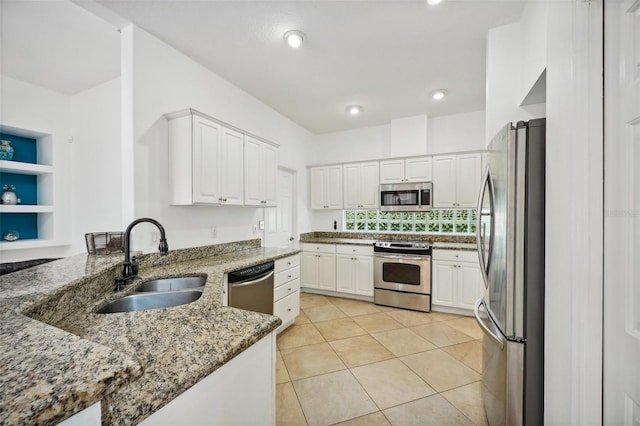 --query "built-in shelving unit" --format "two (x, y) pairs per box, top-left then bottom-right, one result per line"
(0, 125), (56, 250)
